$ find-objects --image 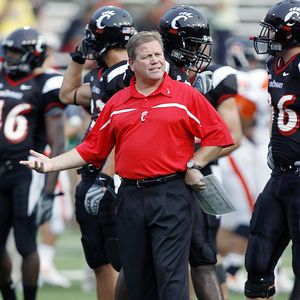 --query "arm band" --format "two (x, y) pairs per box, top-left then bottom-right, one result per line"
(73, 89), (78, 105)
